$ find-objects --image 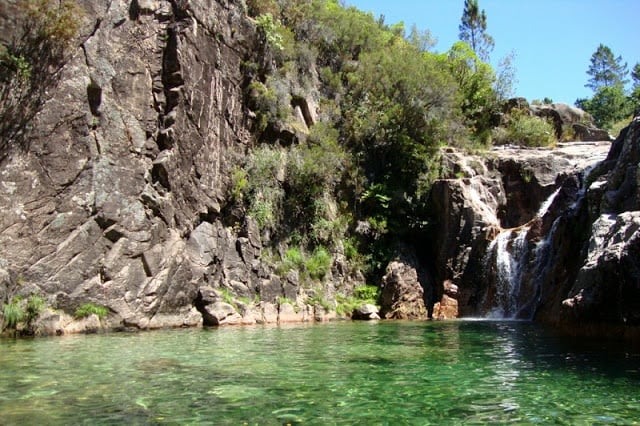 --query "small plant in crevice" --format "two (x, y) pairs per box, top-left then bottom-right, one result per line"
(74, 302), (109, 320)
